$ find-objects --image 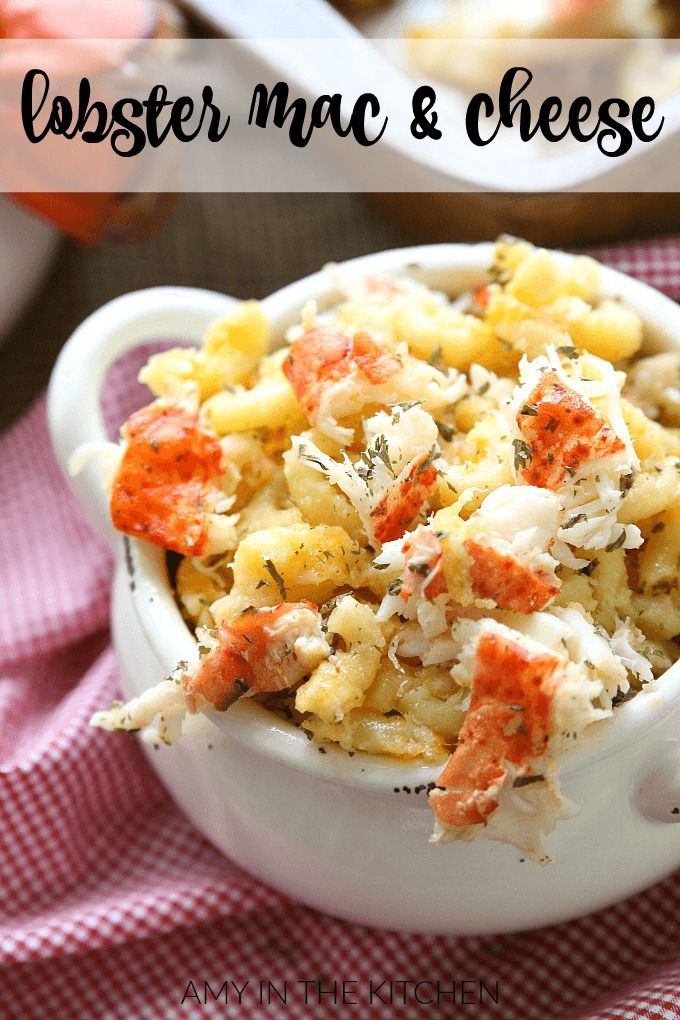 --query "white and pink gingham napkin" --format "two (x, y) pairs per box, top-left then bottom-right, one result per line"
(2, 241), (680, 1020)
